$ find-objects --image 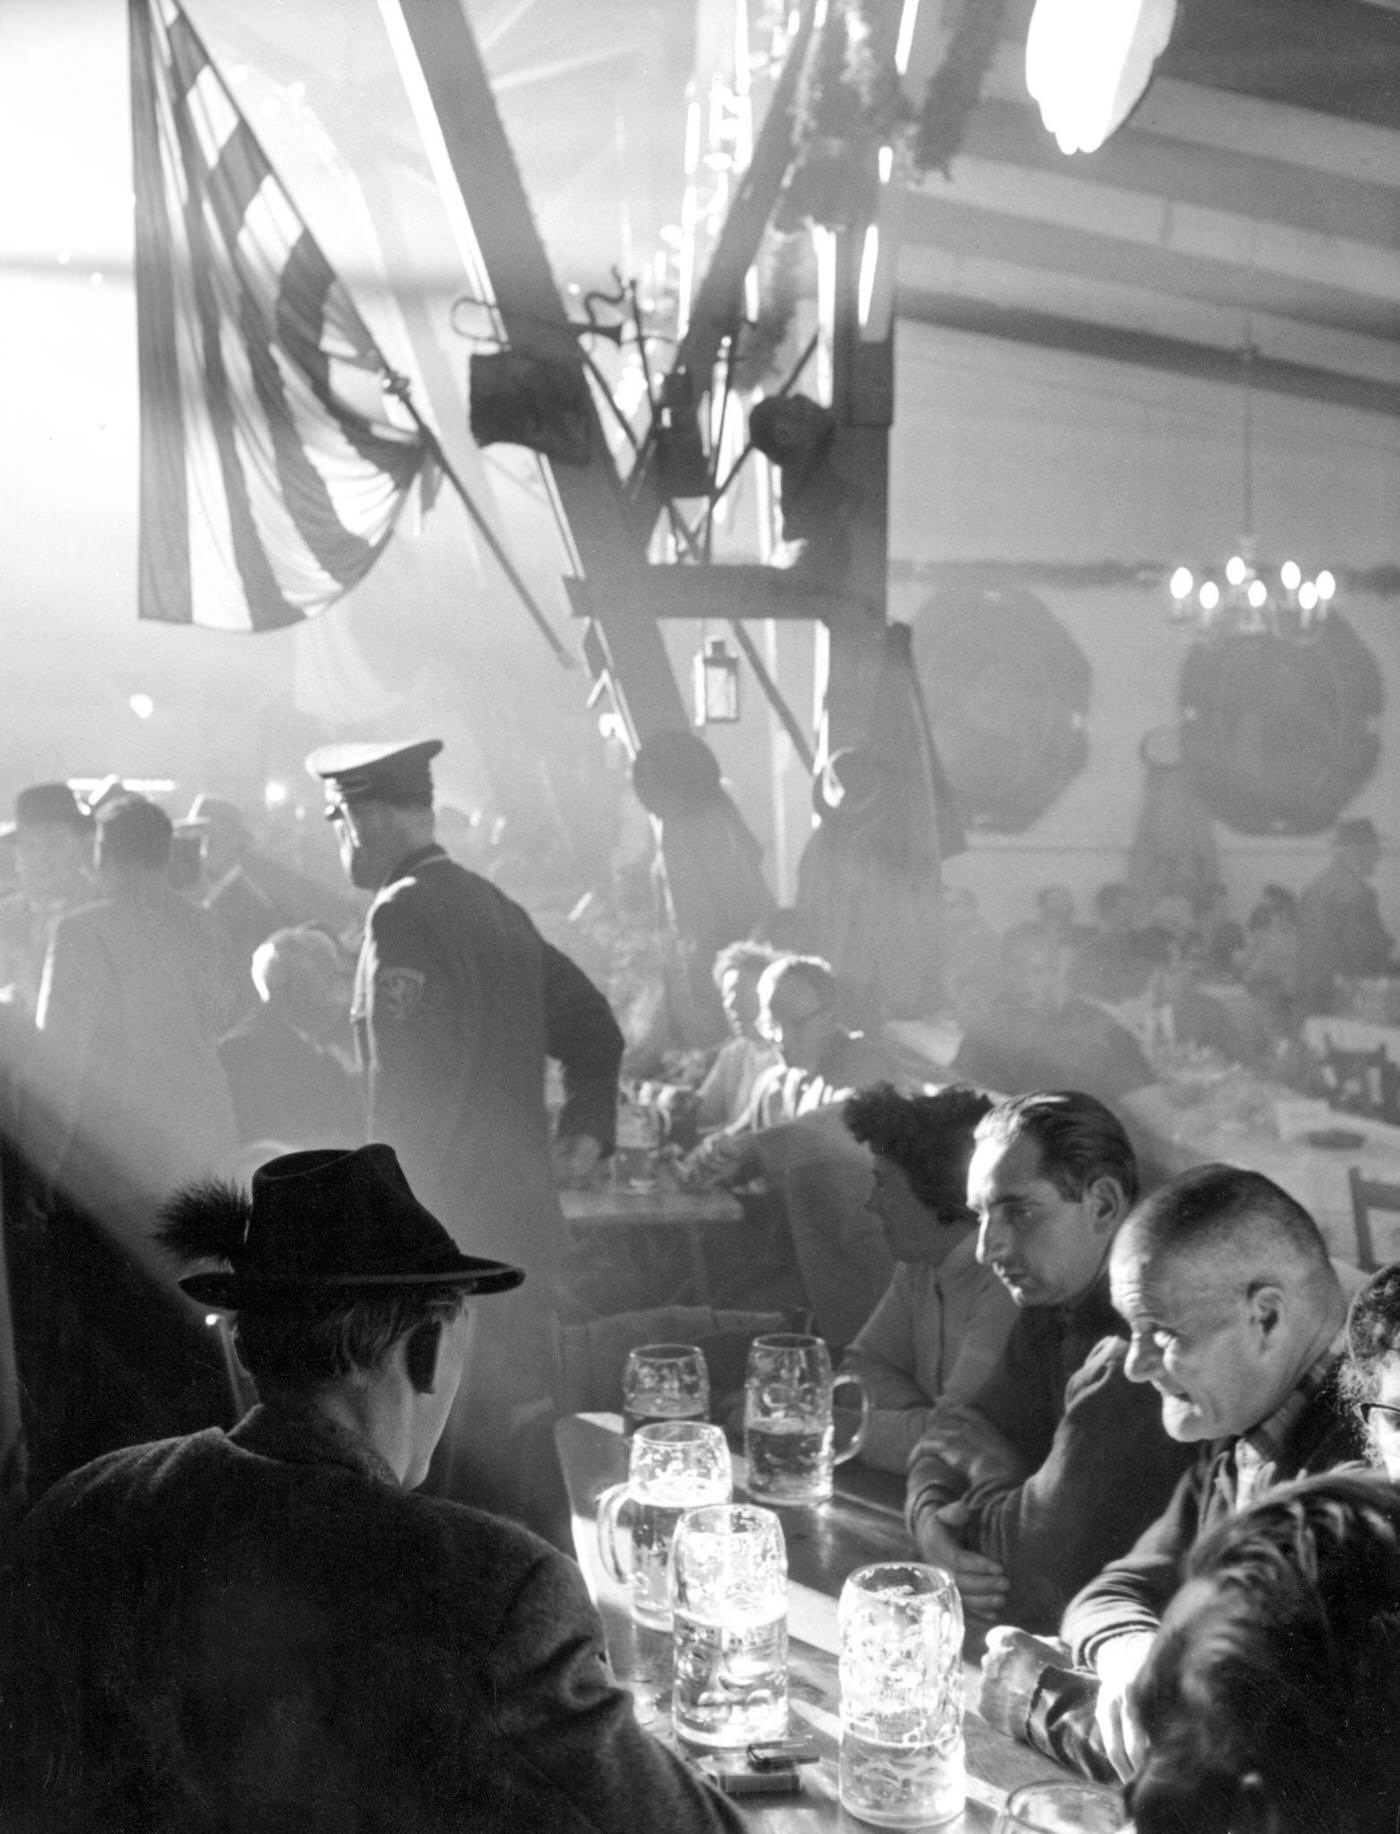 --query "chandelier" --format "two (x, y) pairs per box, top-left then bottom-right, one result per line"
(1167, 346), (1337, 642)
